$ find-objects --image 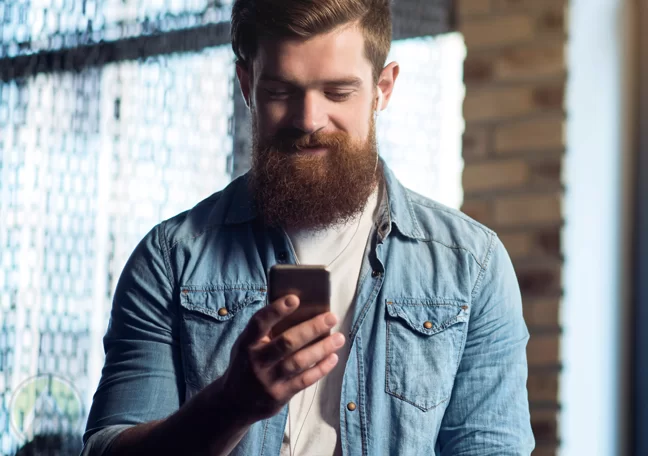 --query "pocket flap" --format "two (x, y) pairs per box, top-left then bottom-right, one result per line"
(180, 285), (267, 321)
(385, 299), (469, 336)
